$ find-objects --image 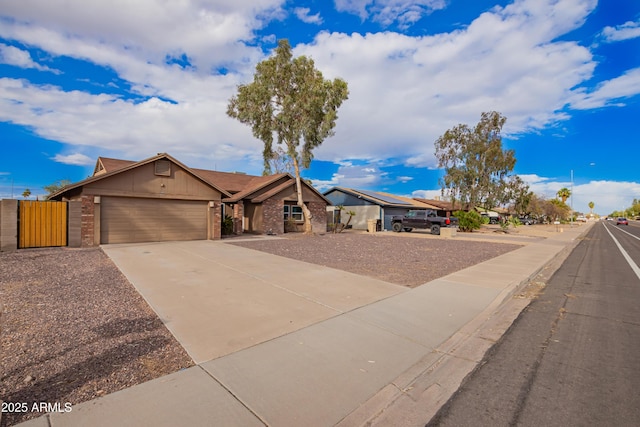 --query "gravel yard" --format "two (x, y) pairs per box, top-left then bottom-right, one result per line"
(230, 232), (522, 287)
(0, 248), (193, 426)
